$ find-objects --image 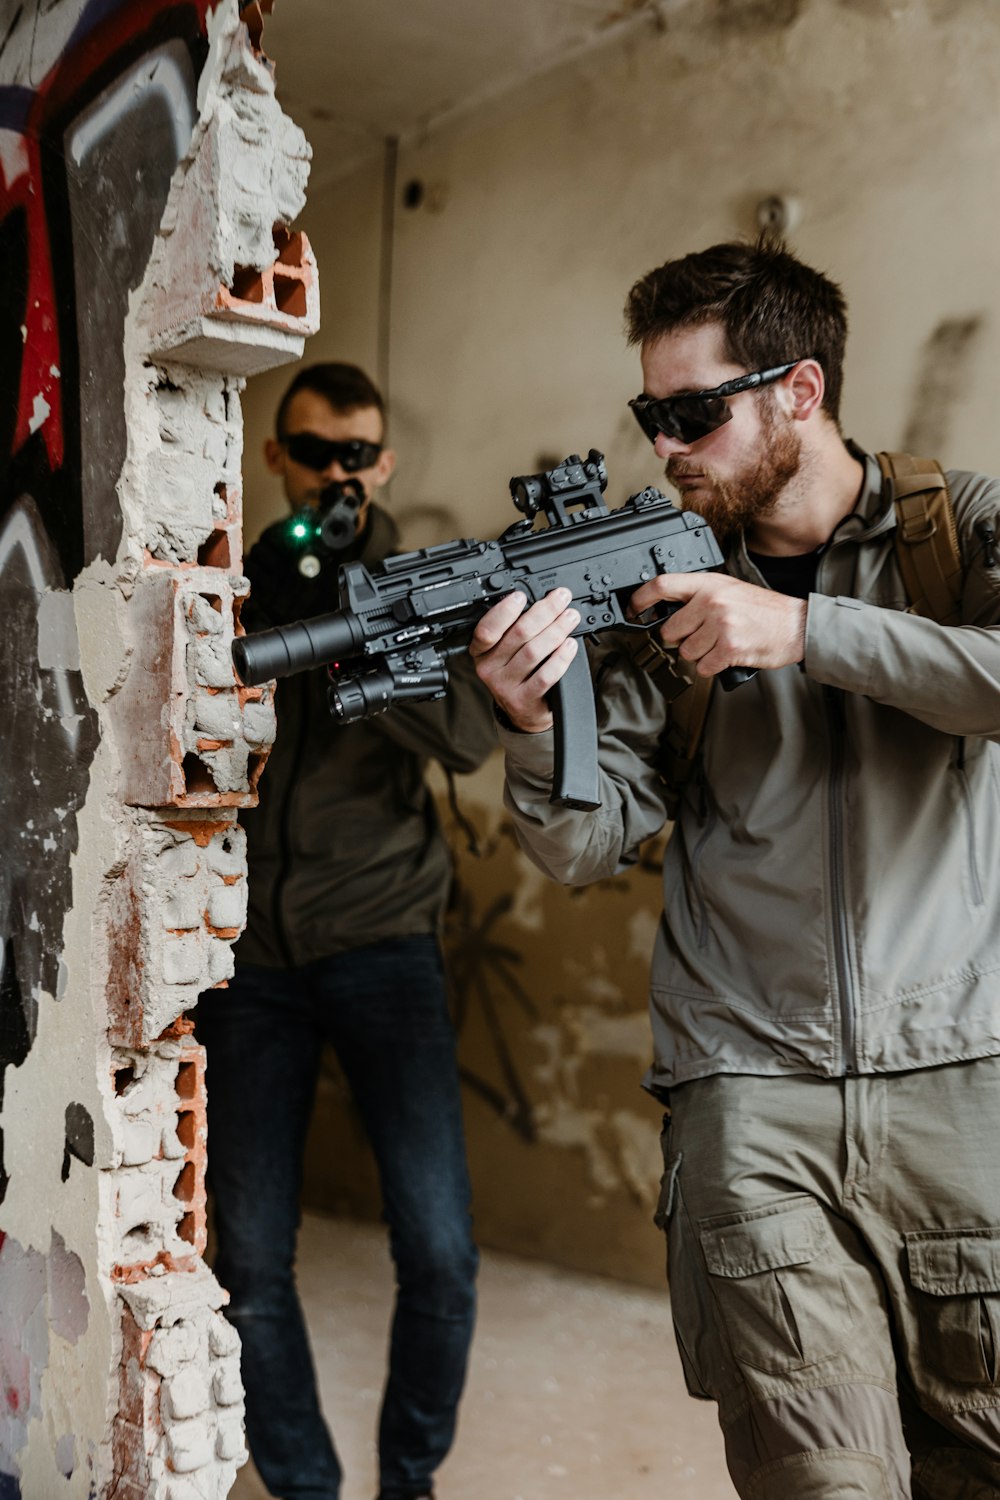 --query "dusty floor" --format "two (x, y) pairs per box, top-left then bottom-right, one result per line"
(228, 1211), (737, 1500)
